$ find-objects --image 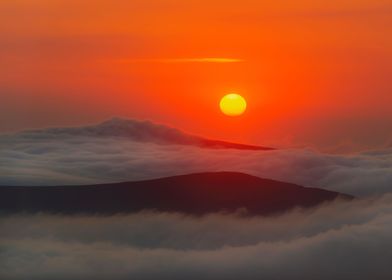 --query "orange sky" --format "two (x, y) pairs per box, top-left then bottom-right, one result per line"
(1, 0), (392, 150)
